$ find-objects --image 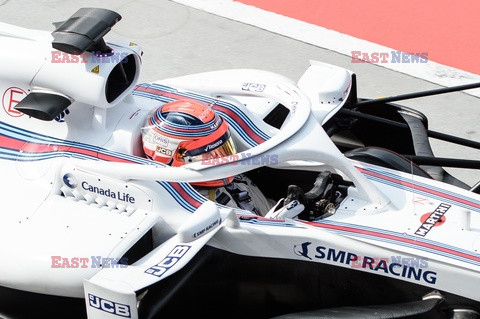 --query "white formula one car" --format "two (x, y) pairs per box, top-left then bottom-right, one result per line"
(0, 8), (479, 319)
